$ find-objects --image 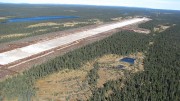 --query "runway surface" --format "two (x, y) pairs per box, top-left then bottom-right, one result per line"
(0, 18), (149, 65)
